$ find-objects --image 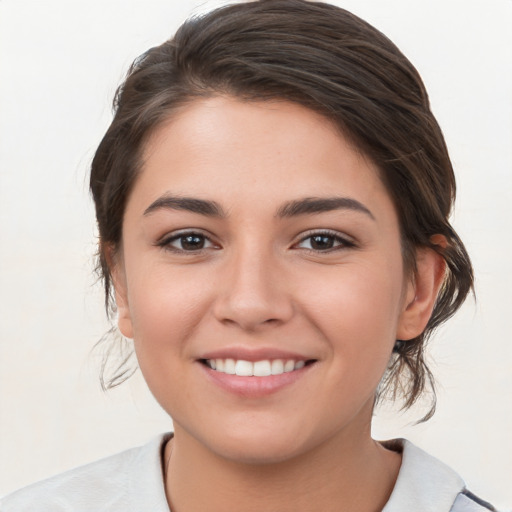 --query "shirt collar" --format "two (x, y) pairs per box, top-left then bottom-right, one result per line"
(127, 433), (172, 511)
(382, 439), (465, 512)
(136, 435), (466, 512)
